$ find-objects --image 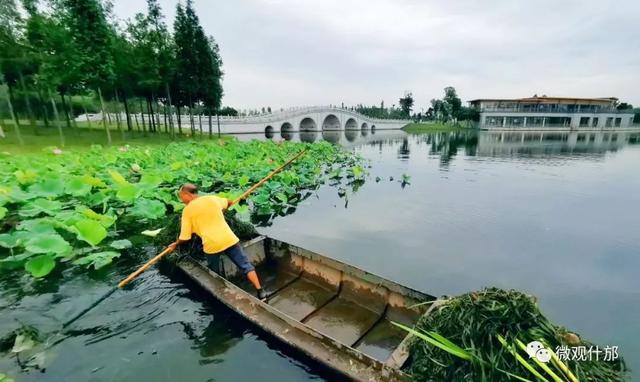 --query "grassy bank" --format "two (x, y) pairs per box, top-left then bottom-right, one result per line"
(402, 122), (474, 133)
(0, 121), (227, 154)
